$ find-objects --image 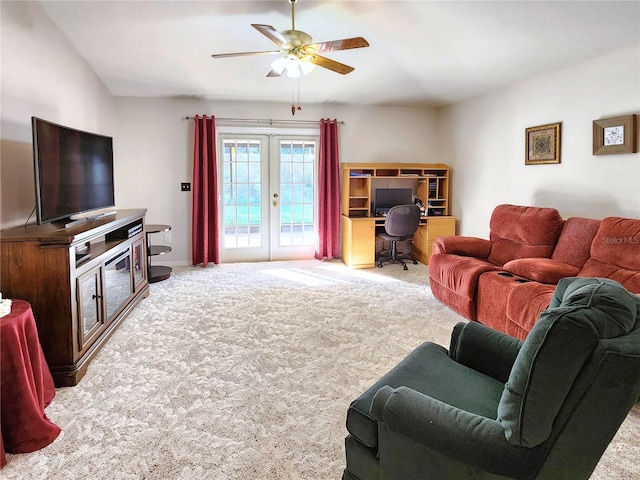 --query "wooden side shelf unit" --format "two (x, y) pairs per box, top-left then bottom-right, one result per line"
(146, 224), (172, 283)
(0, 209), (150, 386)
(341, 163), (456, 269)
